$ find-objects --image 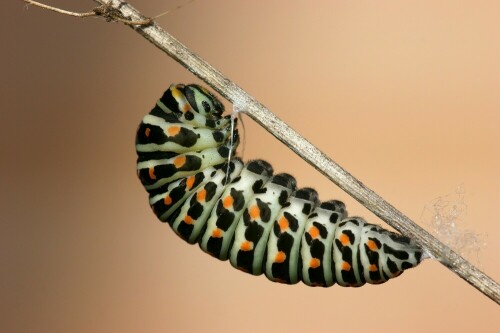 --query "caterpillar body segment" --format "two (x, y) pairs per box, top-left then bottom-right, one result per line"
(148, 164), (222, 222)
(136, 114), (234, 154)
(136, 83), (424, 288)
(229, 173), (297, 275)
(200, 160), (274, 261)
(265, 188), (319, 284)
(170, 159), (245, 244)
(301, 200), (348, 287)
